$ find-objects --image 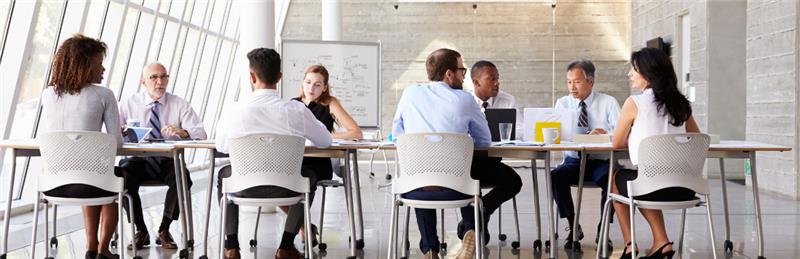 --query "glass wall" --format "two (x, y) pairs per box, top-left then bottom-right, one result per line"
(0, 0), (240, 204)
